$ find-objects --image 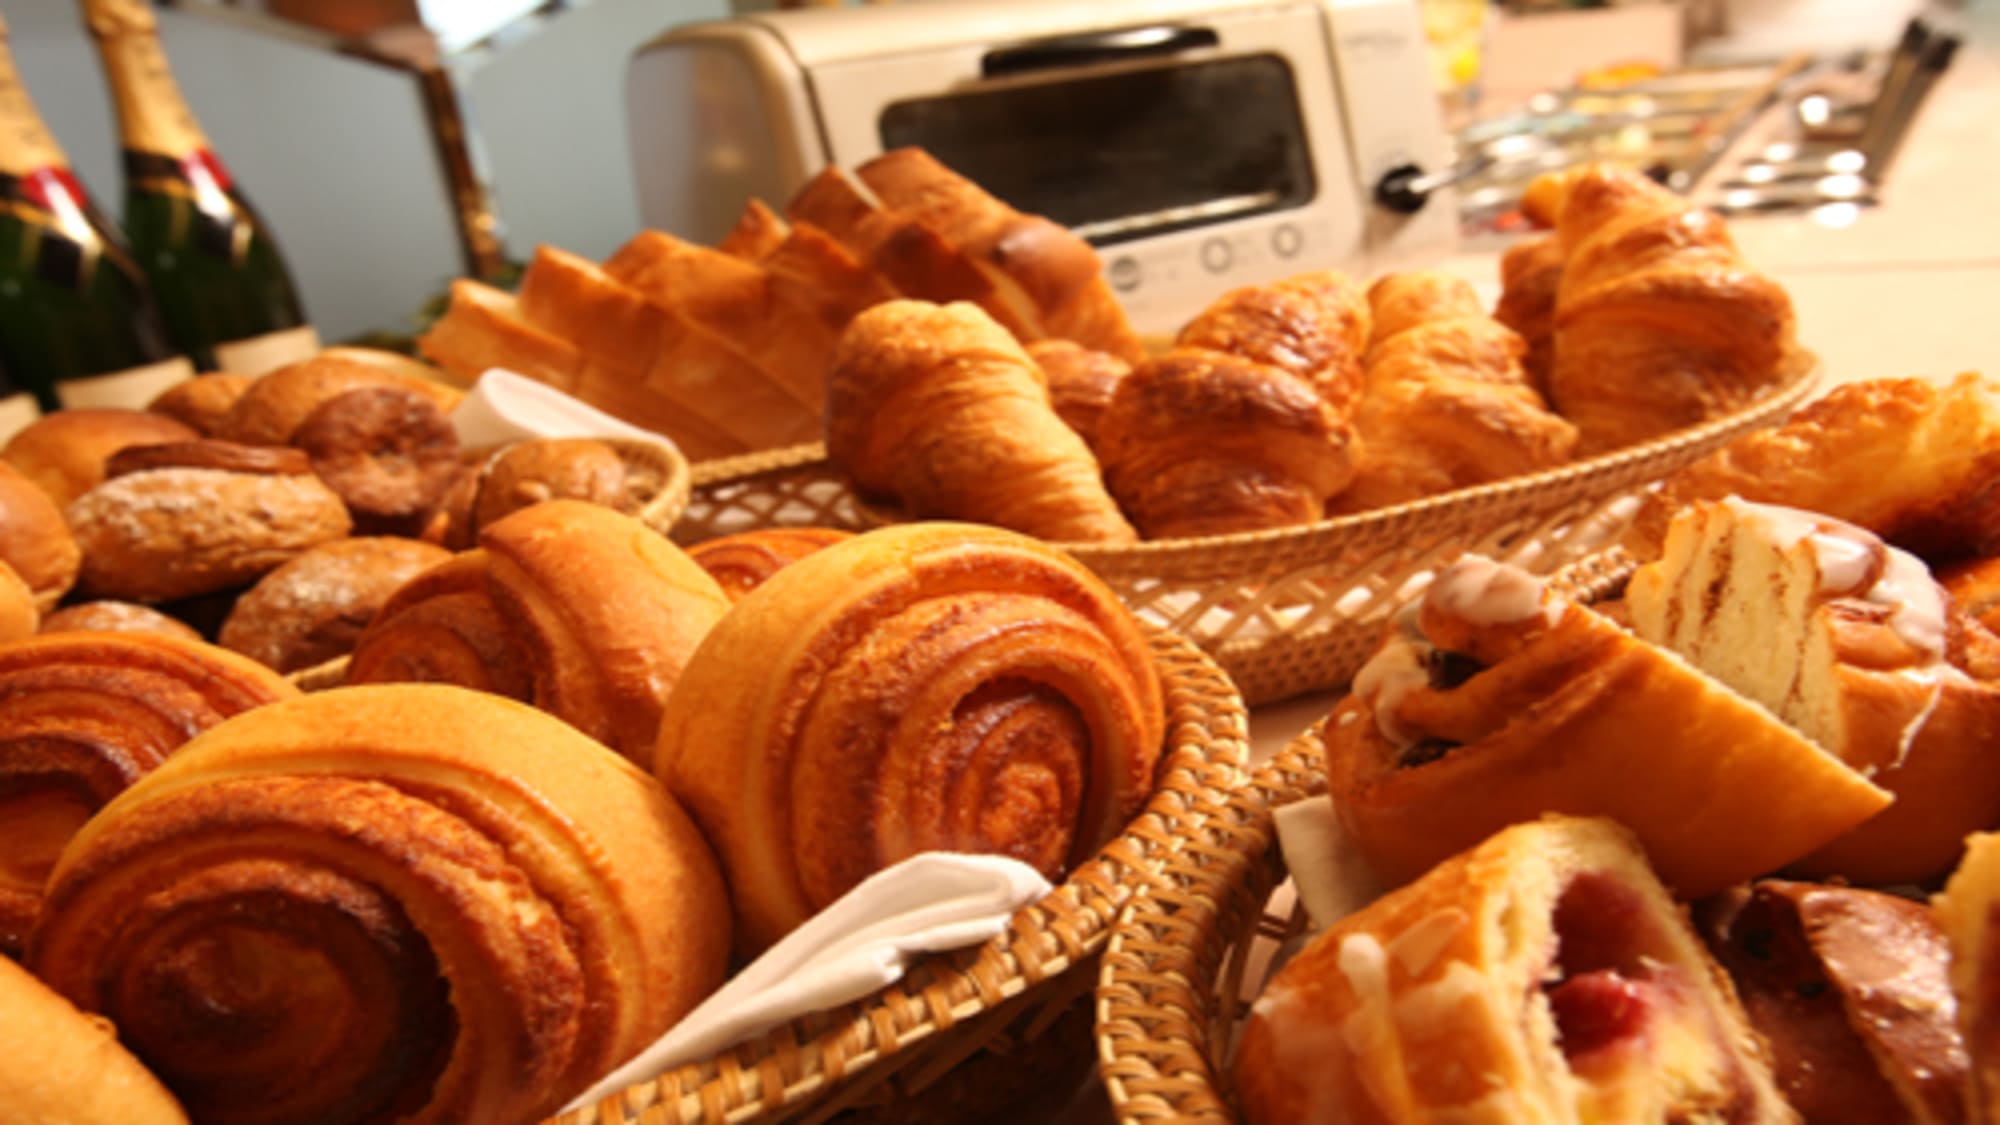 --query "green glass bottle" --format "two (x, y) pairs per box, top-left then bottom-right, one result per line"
(82, 0), (319, 375)
(0, 13), (190, 415)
